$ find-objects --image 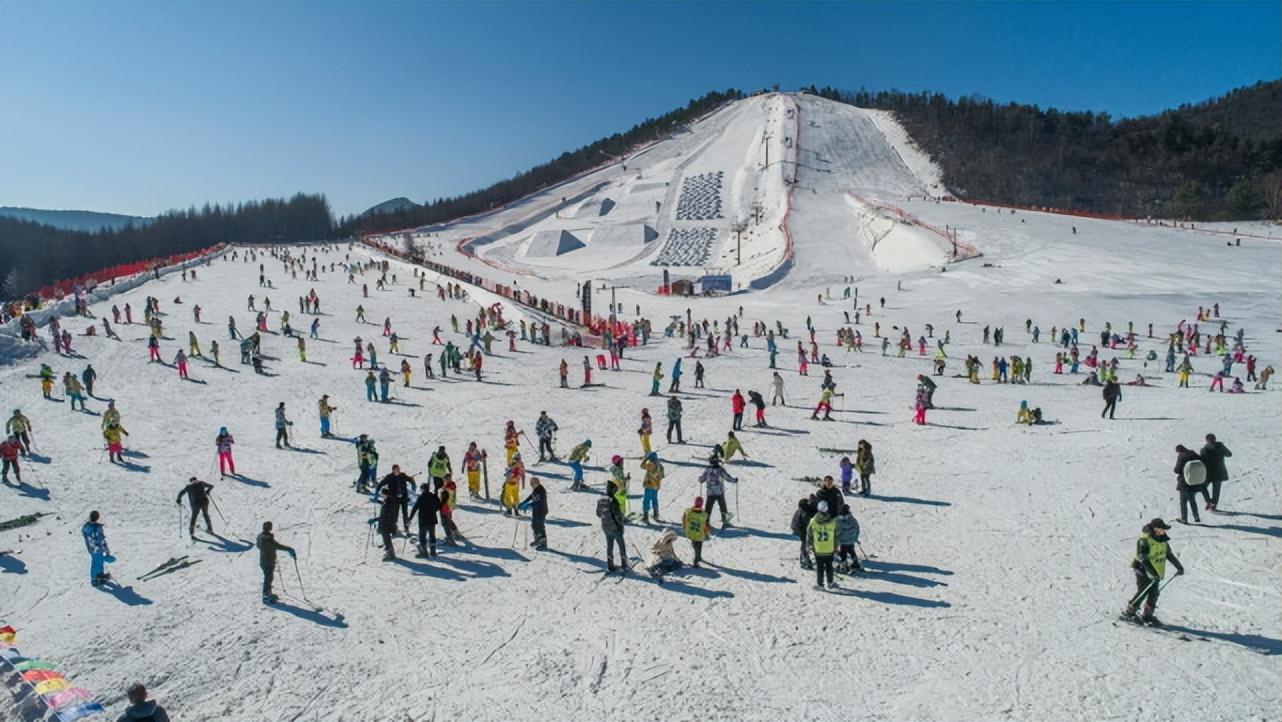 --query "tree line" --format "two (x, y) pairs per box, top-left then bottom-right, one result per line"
(339, 88), (744, 235)
(1, 194), (334, 298)
(804, 80), (1282, 221)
